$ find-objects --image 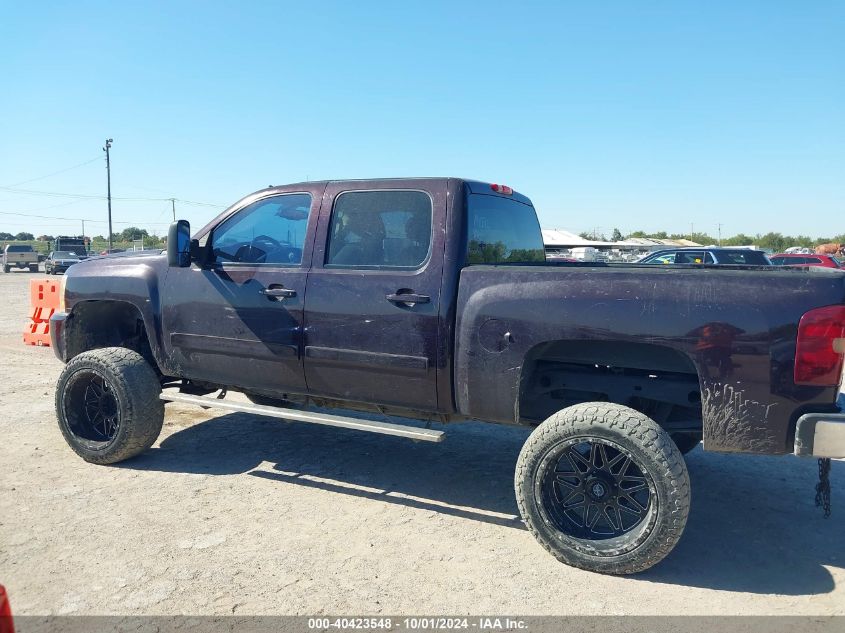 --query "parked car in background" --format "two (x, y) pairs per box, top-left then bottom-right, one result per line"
(44, 251), (81, 274)
(638, 247), (771, 265)
(770, 253), (844, 269)
(2, 244), (39, 273)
